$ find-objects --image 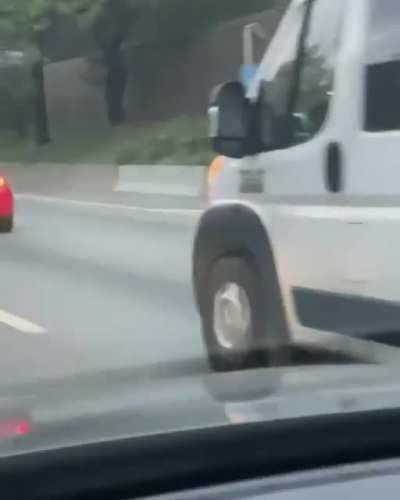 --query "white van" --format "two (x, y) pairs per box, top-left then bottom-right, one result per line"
(193, 0), (400, 371)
